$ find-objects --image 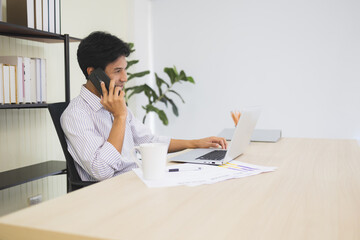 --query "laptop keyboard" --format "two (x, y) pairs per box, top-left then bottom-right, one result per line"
(196, 150), (227, 160)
